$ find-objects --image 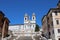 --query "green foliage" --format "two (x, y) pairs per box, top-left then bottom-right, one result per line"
(35, 24), (40, 32)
